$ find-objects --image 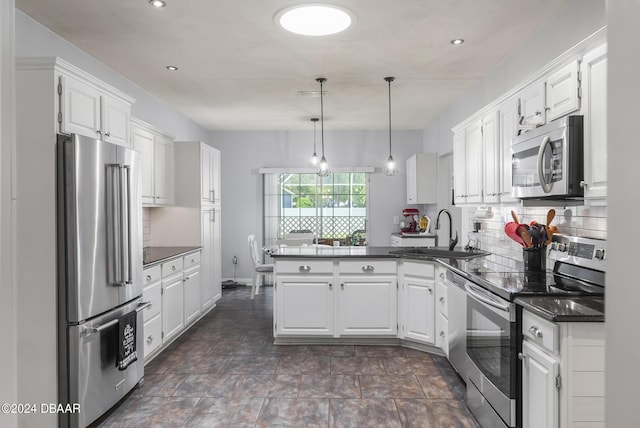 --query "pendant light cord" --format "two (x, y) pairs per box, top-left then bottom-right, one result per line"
(385, 76), (395, 156)
(319, 79), (325, 156)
